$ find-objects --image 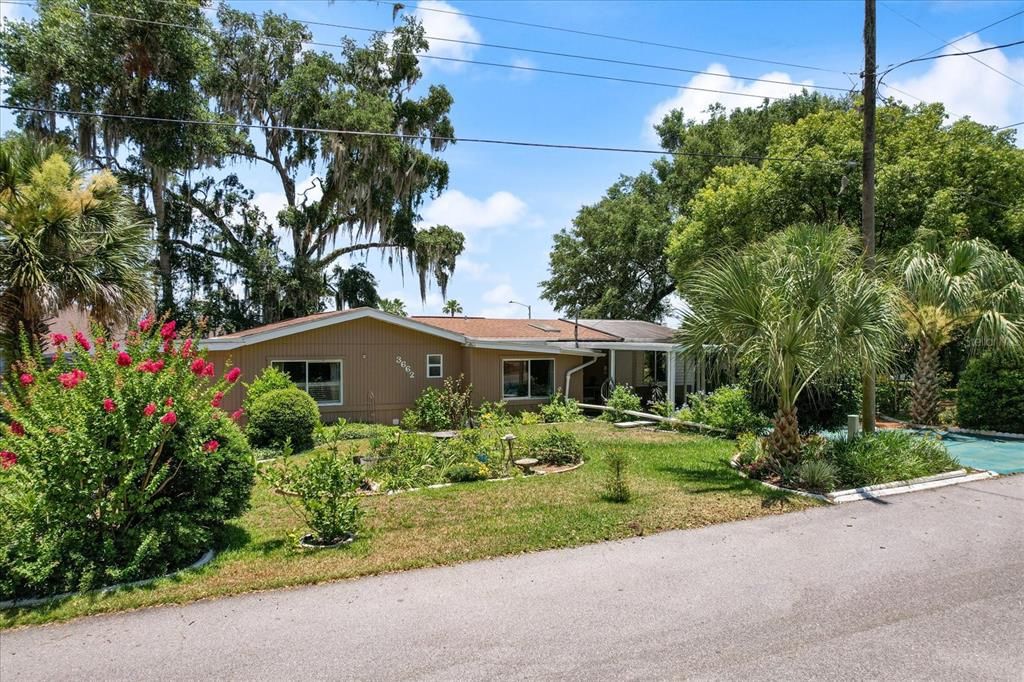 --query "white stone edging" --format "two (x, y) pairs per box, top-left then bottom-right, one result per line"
(878, 415), (1024, 442)
(0, 549), (217, 610)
